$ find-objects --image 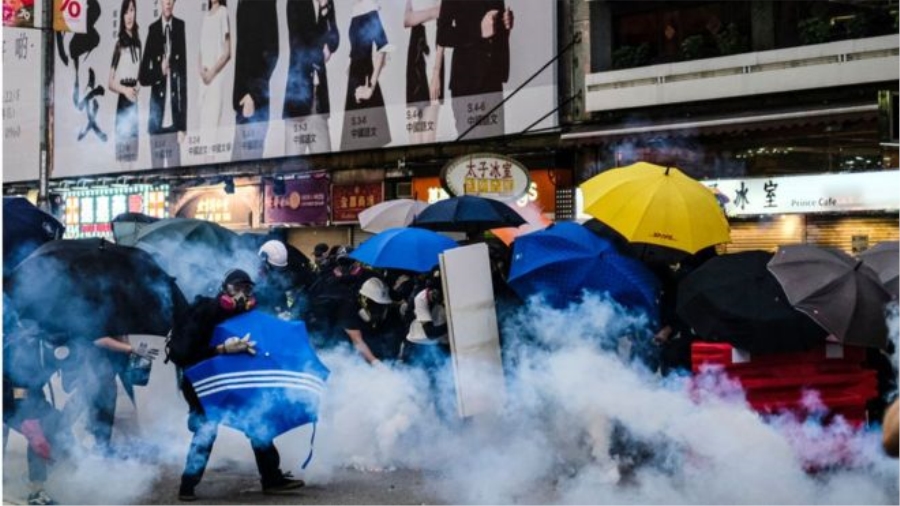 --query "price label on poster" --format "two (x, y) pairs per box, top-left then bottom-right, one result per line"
(53, 0), (85, 33)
